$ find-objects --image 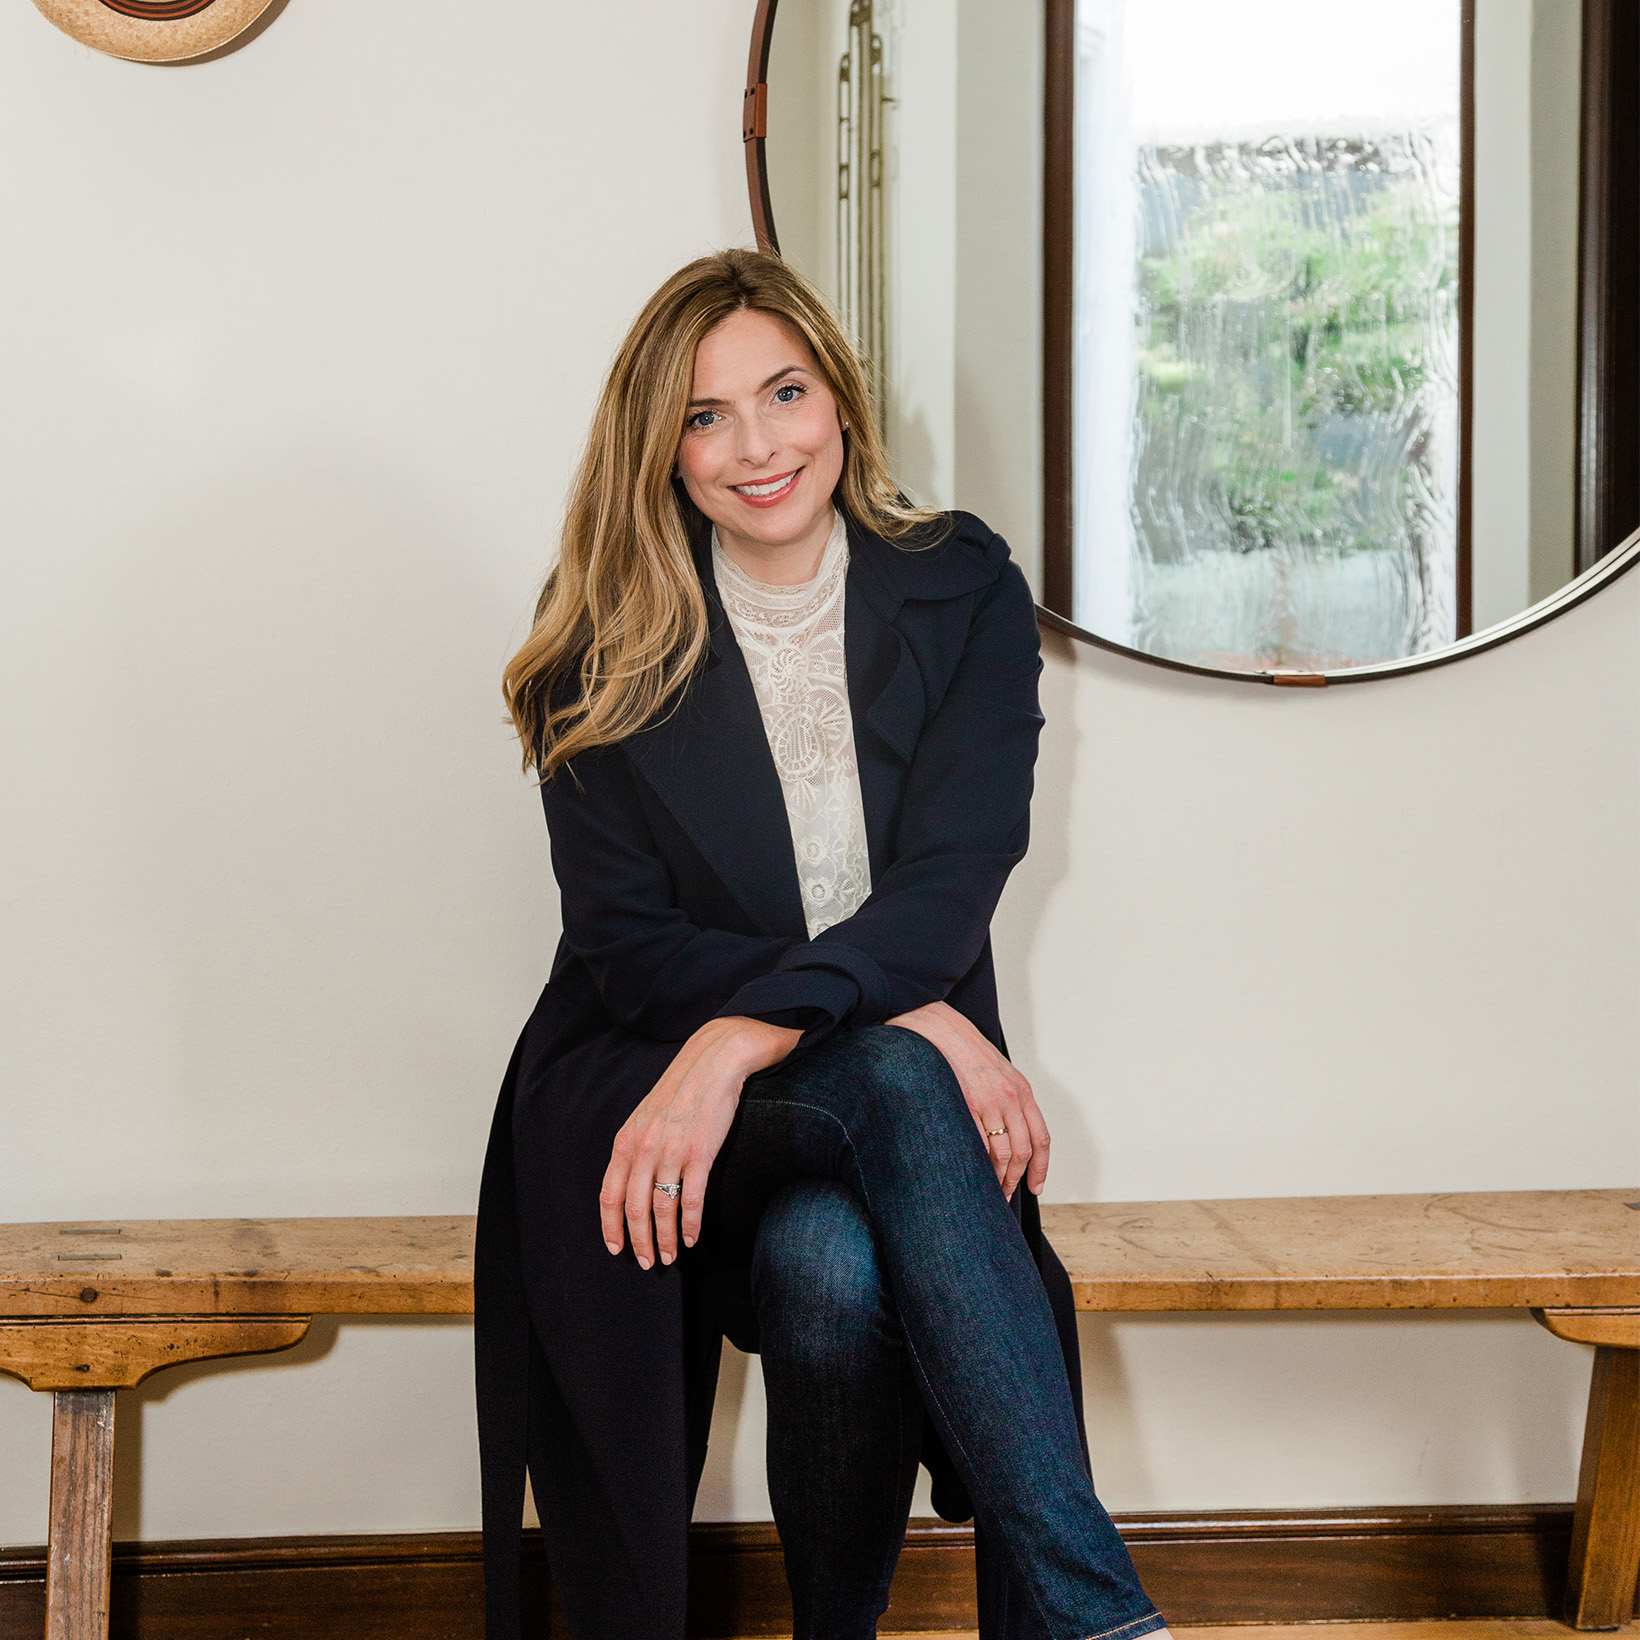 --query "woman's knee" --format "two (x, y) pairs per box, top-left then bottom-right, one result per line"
(836, 1024), (971, 1142)
(751, 1179), (890, 1340)
(842, 1023), (961, 1103)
